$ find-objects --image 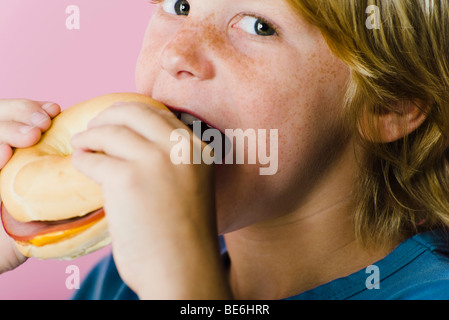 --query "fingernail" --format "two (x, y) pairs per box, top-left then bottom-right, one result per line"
(72, 149), (83, 157)
(71, 133), (80, 145)
(87, 118), (99, 128)
(31, 112), (50, 126)
(72, 149), (88, 158)
(41, 102), (55, 111)
(19, 125), (34, 135)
